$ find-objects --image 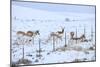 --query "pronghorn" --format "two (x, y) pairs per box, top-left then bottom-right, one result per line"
(26, 30), (40, 37)
(25, 30), (40, 45)
(70, 32), (86, 43)
(16, 30), (40, 45)
(46, 27), (65, 44)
